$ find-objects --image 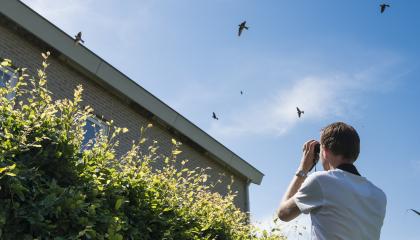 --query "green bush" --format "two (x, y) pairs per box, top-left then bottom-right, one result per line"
(0, 53), (286, 240)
